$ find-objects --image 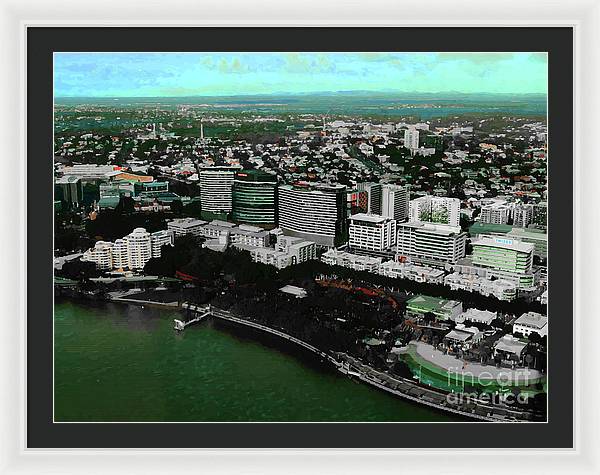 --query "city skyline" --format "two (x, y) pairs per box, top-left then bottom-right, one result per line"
(54, 52), (548, 97)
